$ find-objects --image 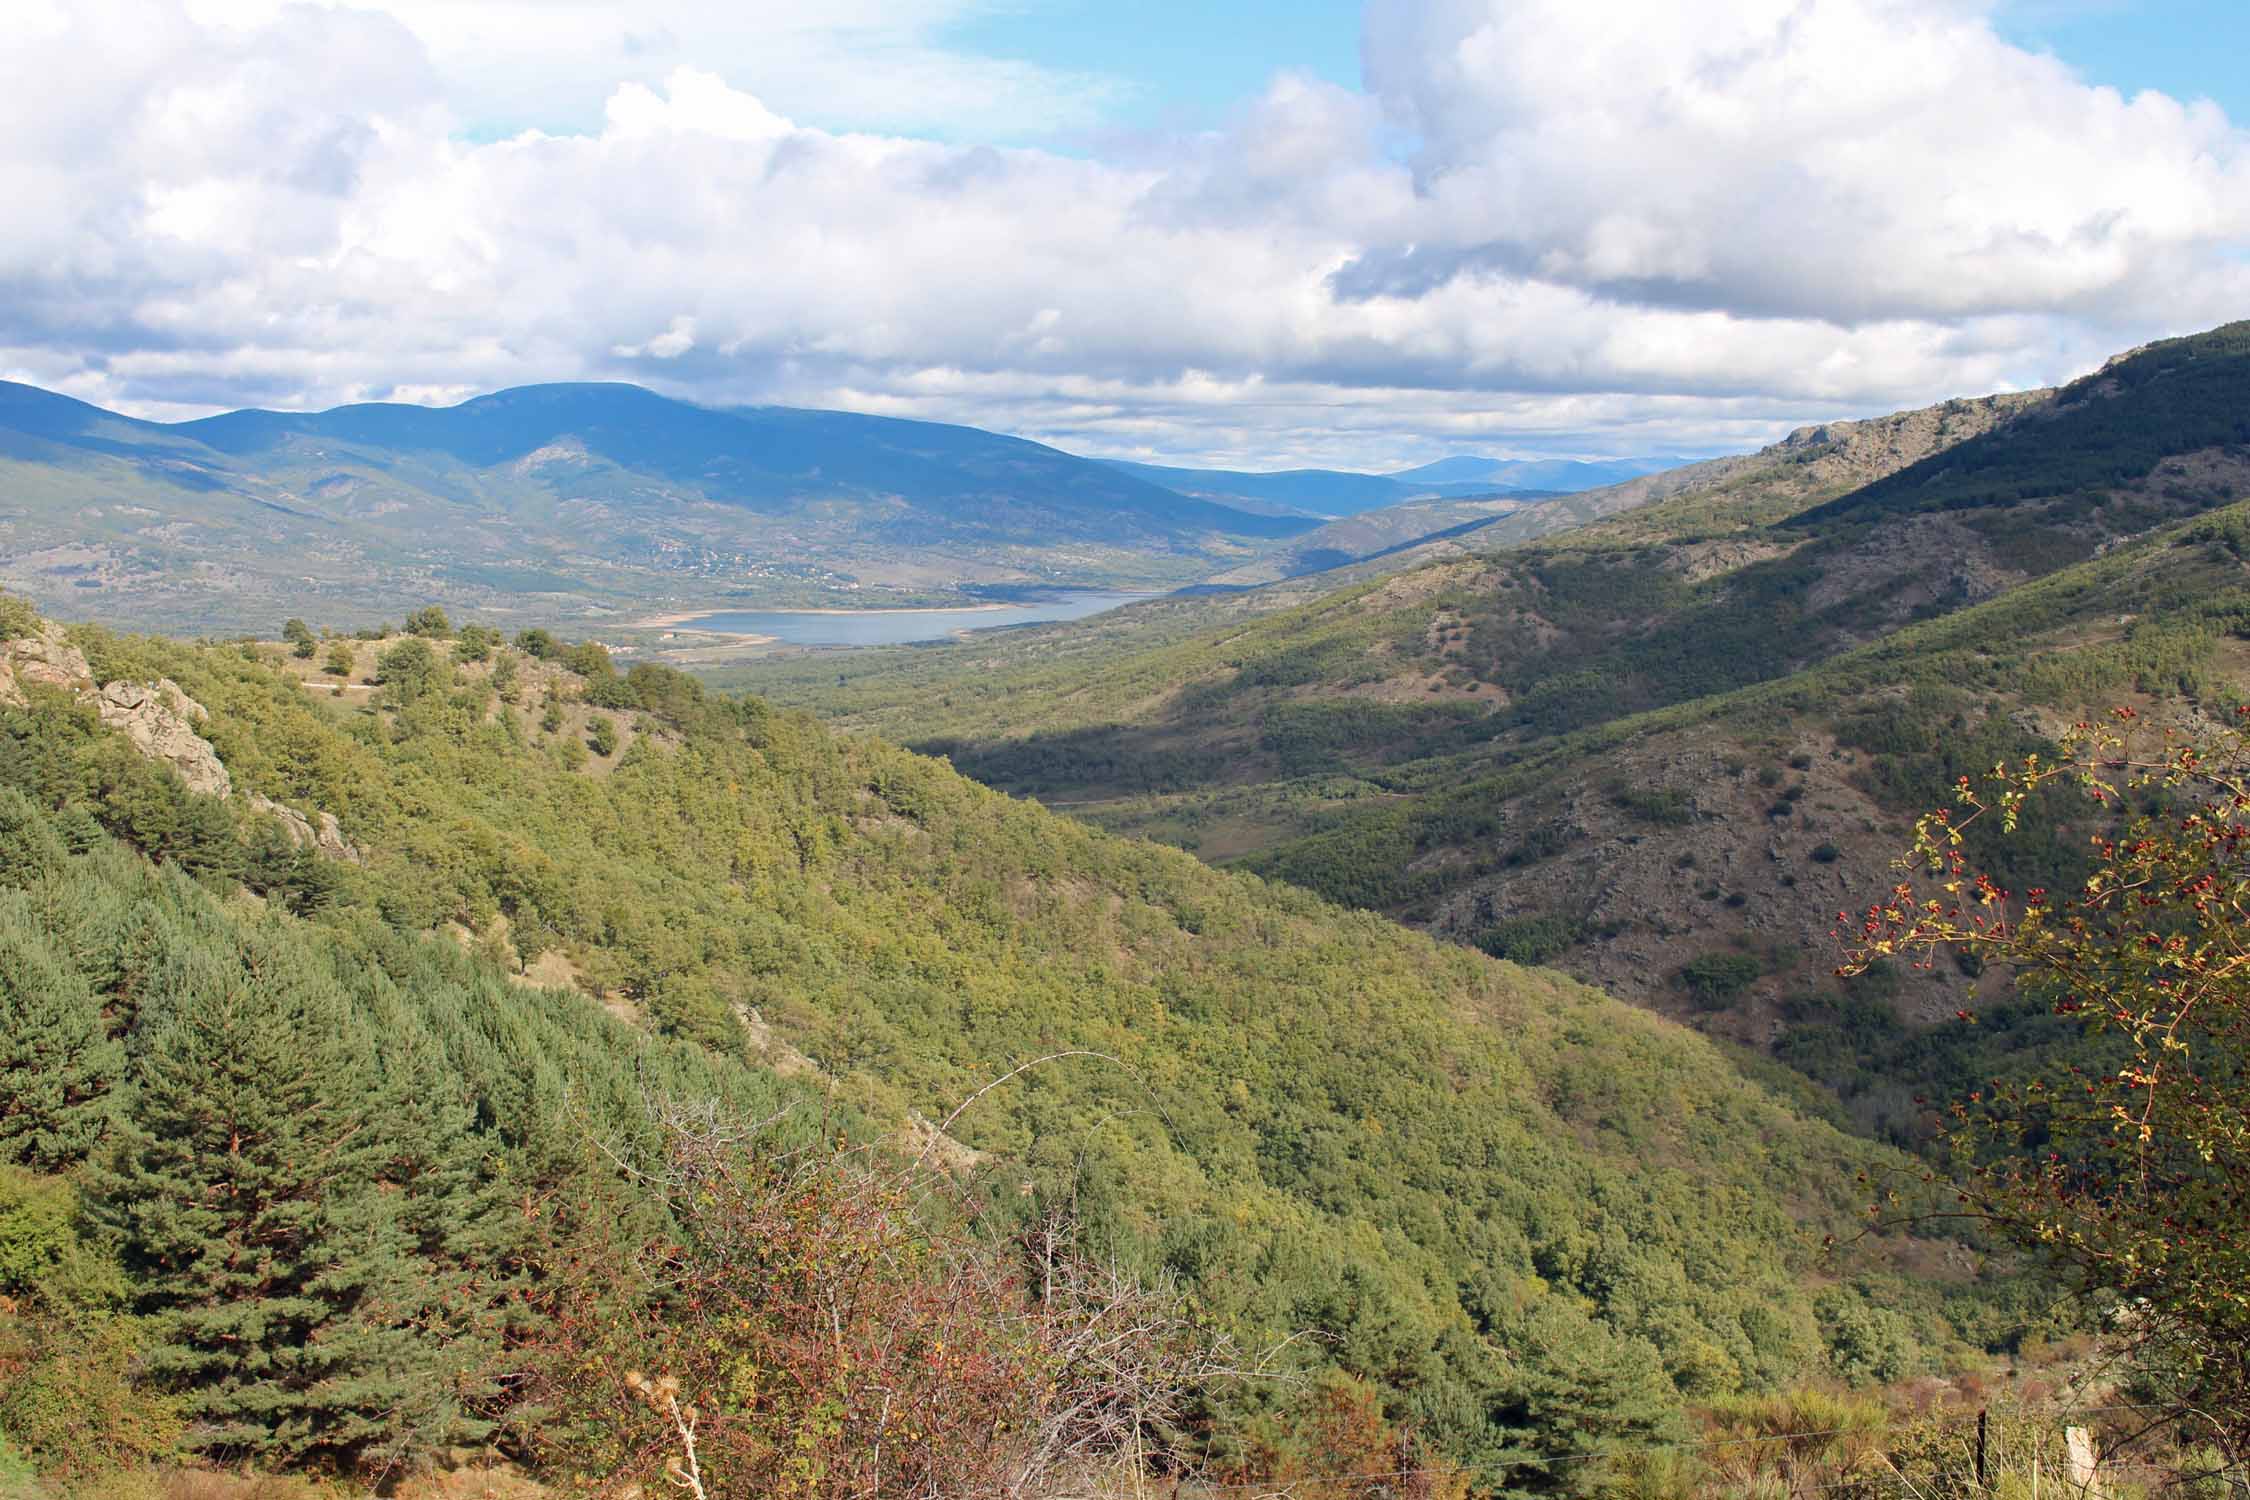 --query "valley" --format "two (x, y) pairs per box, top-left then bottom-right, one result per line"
(11, 6), (2250, 1496)
(5, 322), (2246, 1497)
(722, 322), (2250, 1142)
